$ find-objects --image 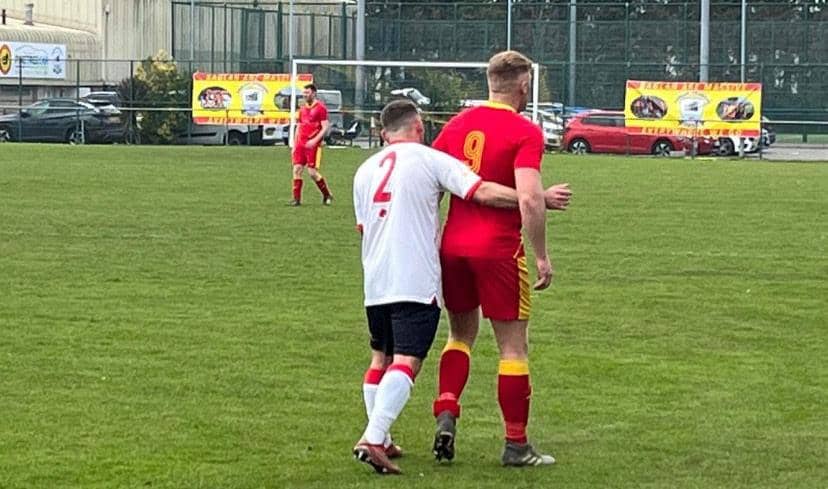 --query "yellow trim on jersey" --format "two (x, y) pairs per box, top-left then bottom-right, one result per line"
(499, 359), (530, 376)
(483, 100), (517, 113)
(443, 340), (471, 356)
(517, 256), (531, 320)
